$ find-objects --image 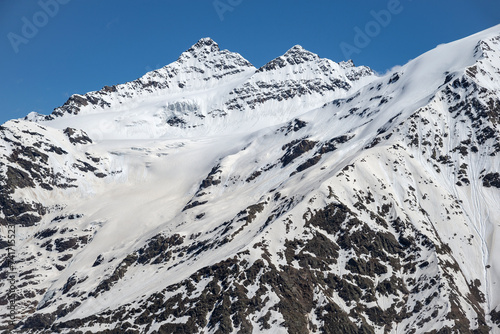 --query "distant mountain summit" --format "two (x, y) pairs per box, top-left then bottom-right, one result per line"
(3, 25), (500, 333)
(185, 37), (220, 53)
(45, 37), (256, 121)
(258, 44), (320, 71)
